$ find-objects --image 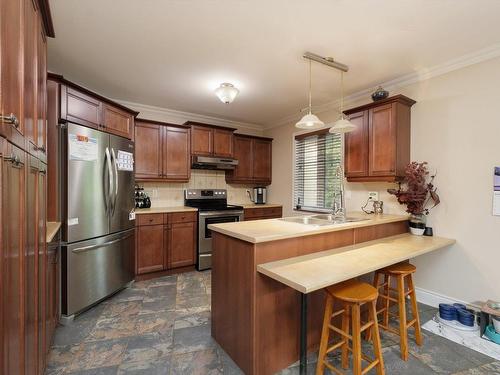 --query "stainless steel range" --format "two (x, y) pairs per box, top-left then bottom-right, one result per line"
(185, 189), (243, 270)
